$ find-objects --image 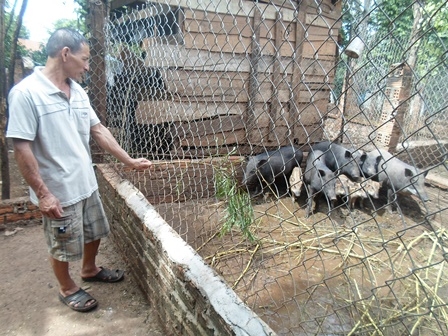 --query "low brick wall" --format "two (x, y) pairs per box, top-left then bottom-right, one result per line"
(0, 196), (41, 224)
(96, 164), (275, 336)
